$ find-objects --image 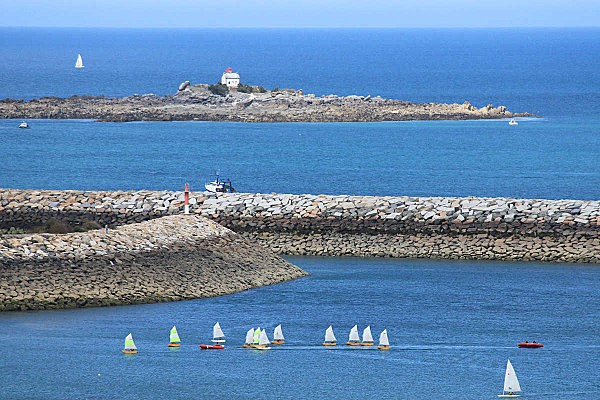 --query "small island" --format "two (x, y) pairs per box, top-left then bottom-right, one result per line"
(0, 67), (533, 123)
